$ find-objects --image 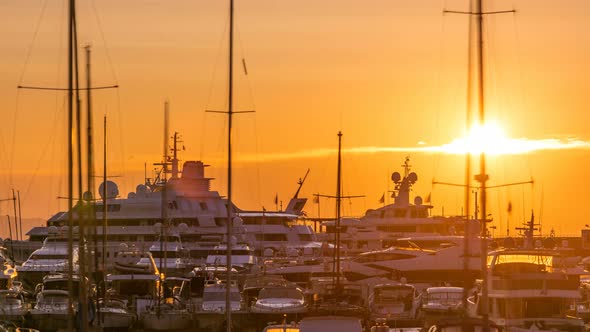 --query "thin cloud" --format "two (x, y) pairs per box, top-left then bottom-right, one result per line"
(234, 137), (590, 163)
